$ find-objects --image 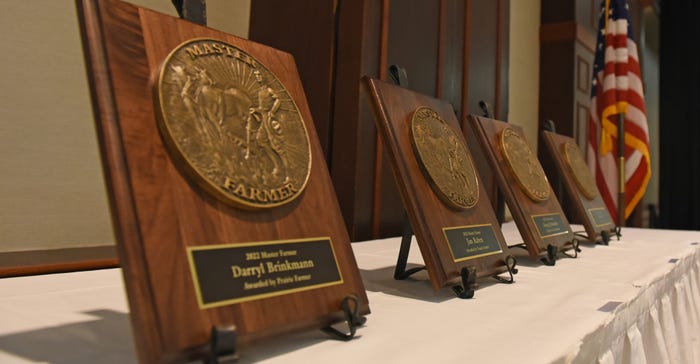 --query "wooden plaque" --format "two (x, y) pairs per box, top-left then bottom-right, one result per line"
(468, 115), (575, 259)
(541, 131), (615, 241)
(77, 1), (368, 362)
(364, 78), (512, 291)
